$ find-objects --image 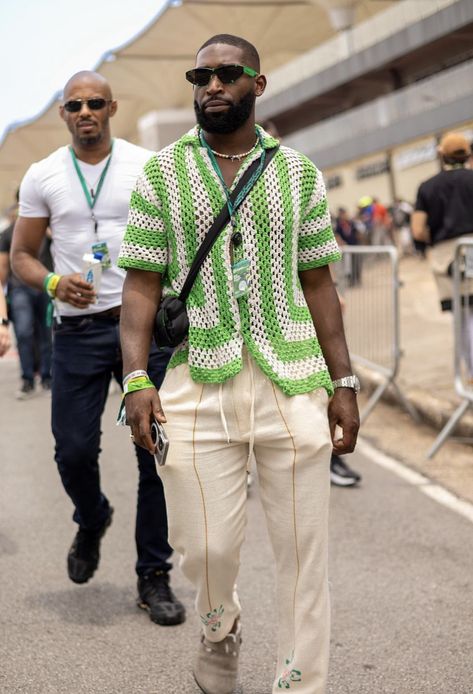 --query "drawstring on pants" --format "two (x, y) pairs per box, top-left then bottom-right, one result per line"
(219, 383), (231, 444)
(217, 350), (256, 470)
(246, 353), (255, 471)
